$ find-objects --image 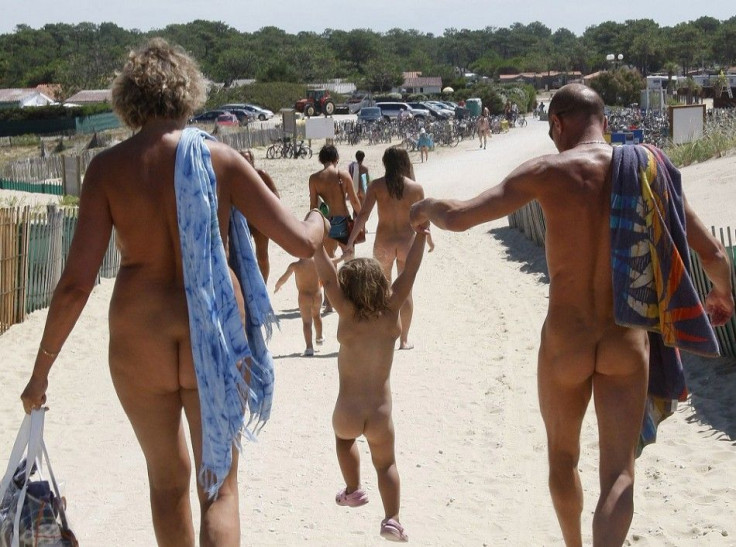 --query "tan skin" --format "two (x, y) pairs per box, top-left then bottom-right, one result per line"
(314, 219), (427, 532)
(20, 117), (325, 547)
(346, 174), (434, 349)
(275, 257), (324, 354)
(476, 108), (491, 148)
(410, 85), (733, 547)
(350, 158), (370, 203)
(240, 150), (280, 283)
(308, 158), (361, 257)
